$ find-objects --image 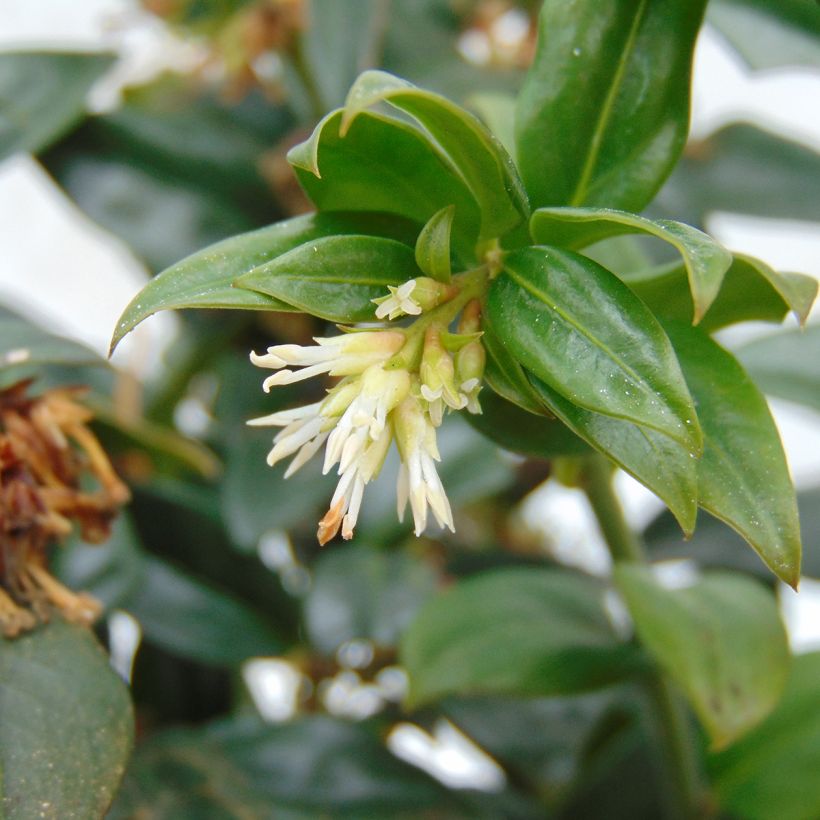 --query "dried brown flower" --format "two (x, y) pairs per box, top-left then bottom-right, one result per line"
(0, 381), (130, 638)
